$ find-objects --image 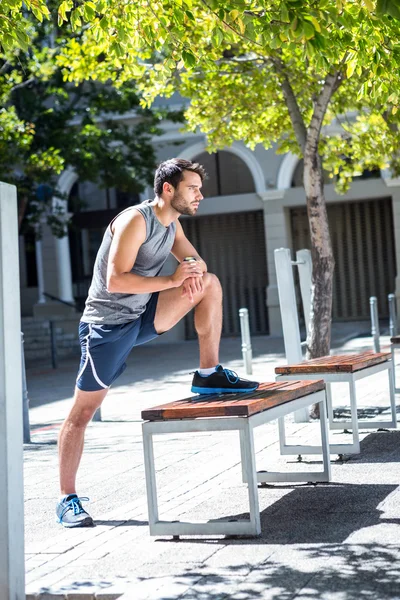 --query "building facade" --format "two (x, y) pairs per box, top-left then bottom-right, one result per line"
(19, 115), (400, 341)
